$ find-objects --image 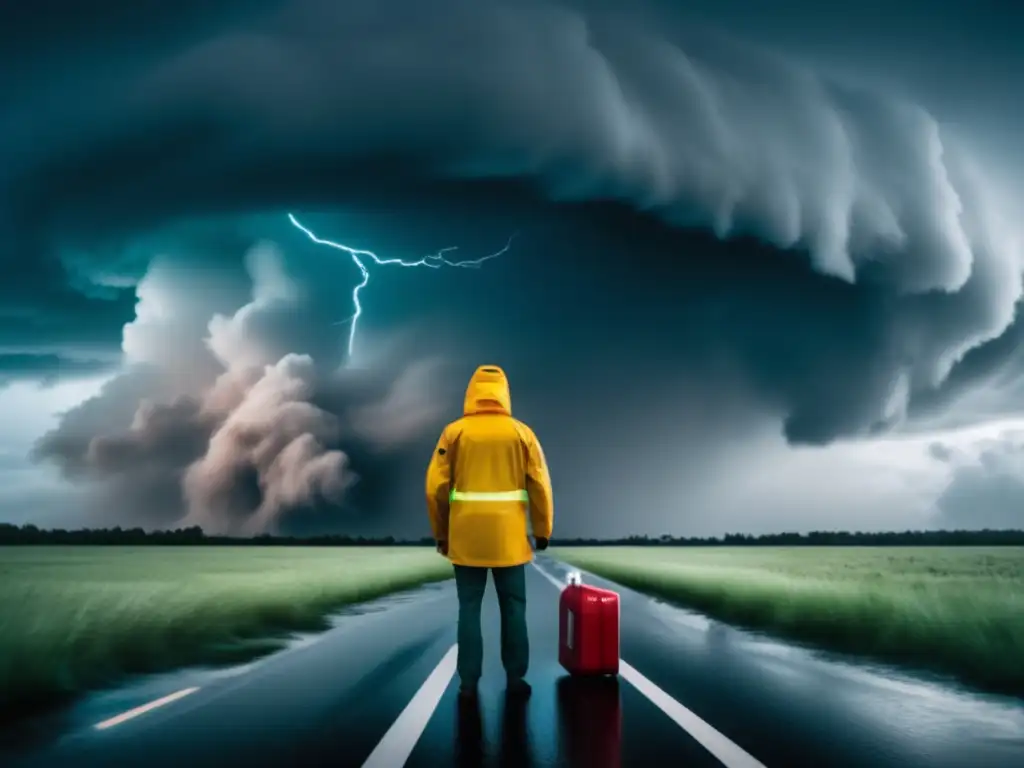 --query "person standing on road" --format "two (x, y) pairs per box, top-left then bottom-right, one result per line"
(426, 364), (554, 700)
